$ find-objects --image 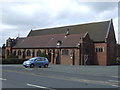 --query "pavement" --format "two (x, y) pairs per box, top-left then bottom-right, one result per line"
(1, 64), (120, 89)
